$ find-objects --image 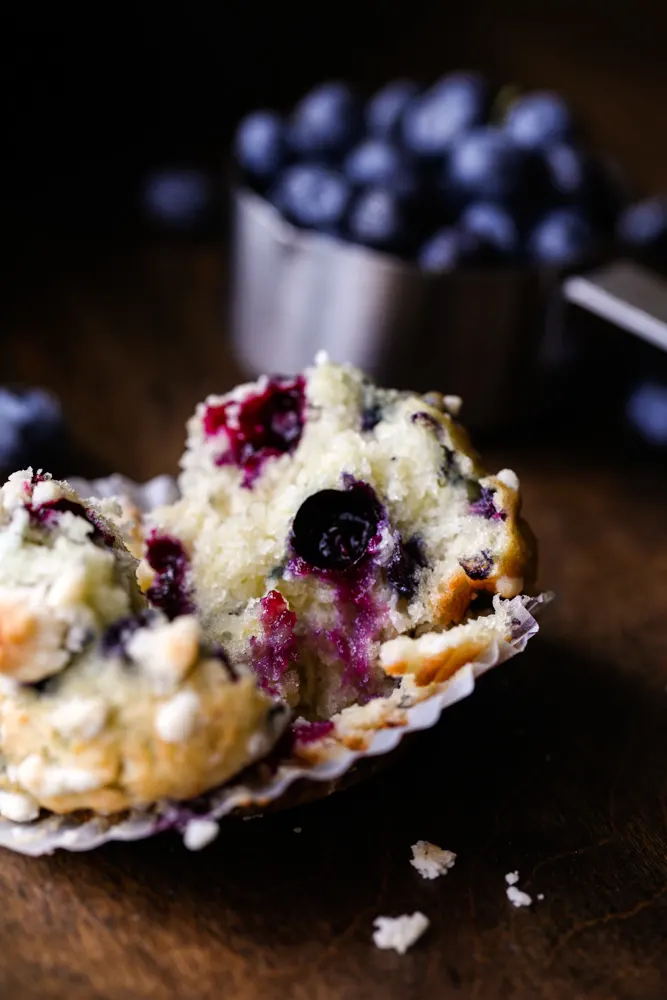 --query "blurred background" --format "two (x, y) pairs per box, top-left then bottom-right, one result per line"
(2, 3), (667, 478)
(4, 3), (667, 234)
